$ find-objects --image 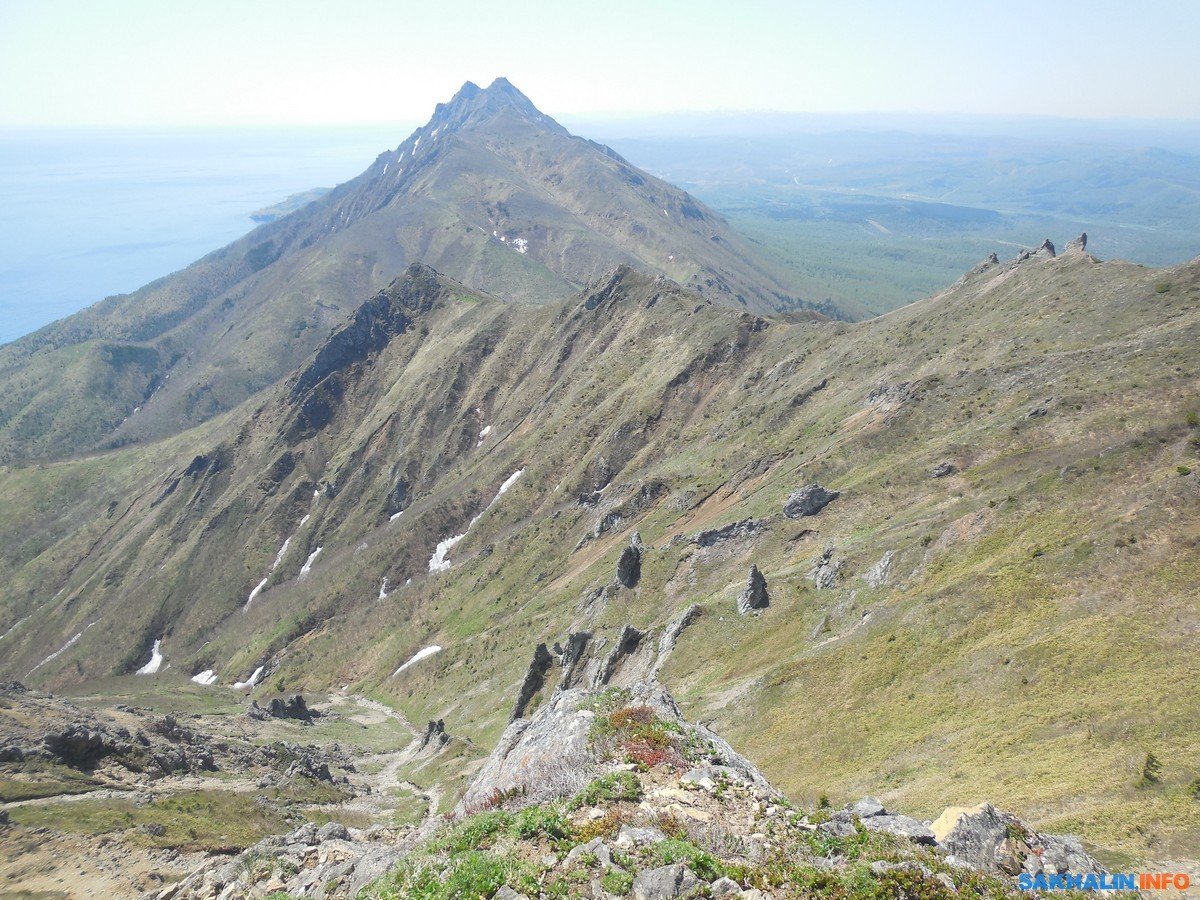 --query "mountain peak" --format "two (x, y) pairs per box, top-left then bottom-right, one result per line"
(425, 76), (545, 136)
